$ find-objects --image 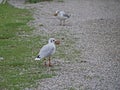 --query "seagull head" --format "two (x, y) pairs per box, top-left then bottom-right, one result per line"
(48, 38), (56, 44)
(48, 38), (60, 45)
(54, 10), (60, 16)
